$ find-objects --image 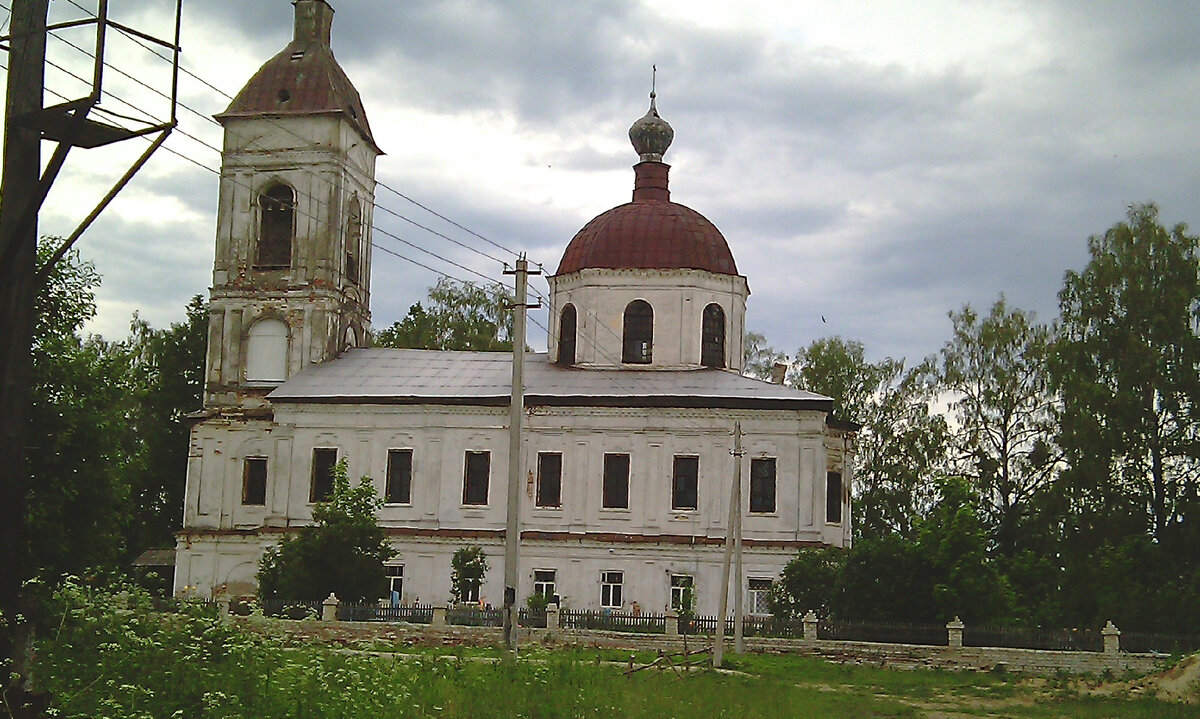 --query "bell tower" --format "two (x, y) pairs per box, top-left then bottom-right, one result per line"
(203, 0), (380, 412)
